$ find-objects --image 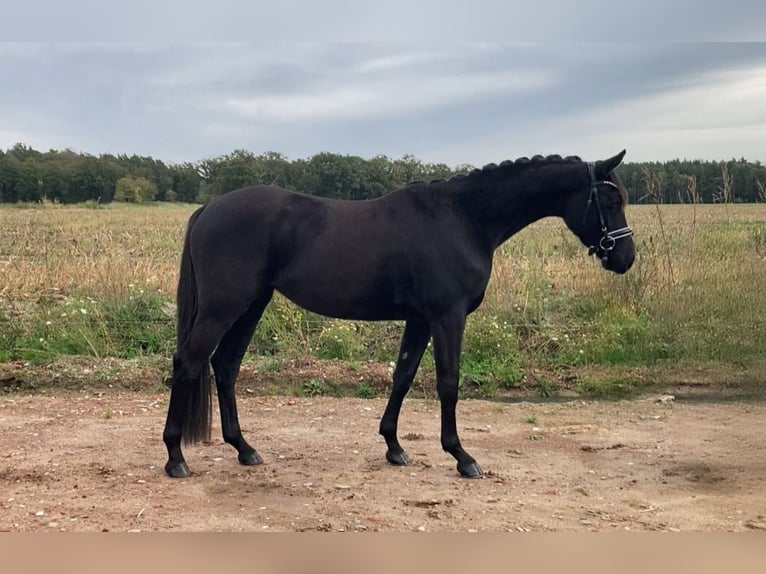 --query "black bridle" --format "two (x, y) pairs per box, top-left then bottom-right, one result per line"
(583, 162), (633, 264)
